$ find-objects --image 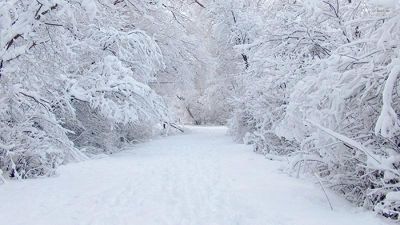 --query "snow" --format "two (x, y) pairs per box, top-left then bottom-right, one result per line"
(369, 0), (399, 8)
(81, 0), (98, 20)
(375, 58), (400, 138)
(0, 126), (390, 225)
